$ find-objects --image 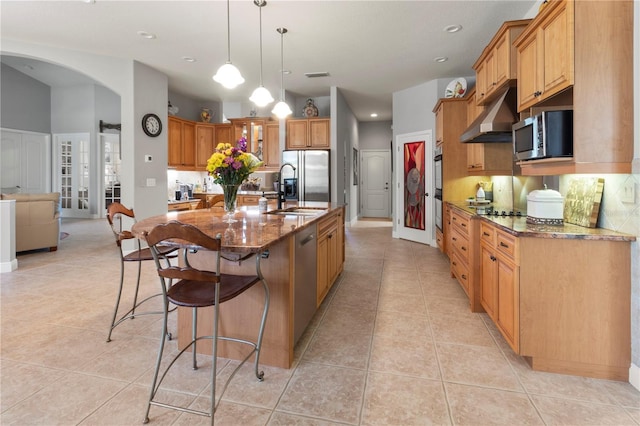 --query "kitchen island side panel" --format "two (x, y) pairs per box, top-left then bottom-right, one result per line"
(518, 237), (631, 380)
(177, 234), (295, 369)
